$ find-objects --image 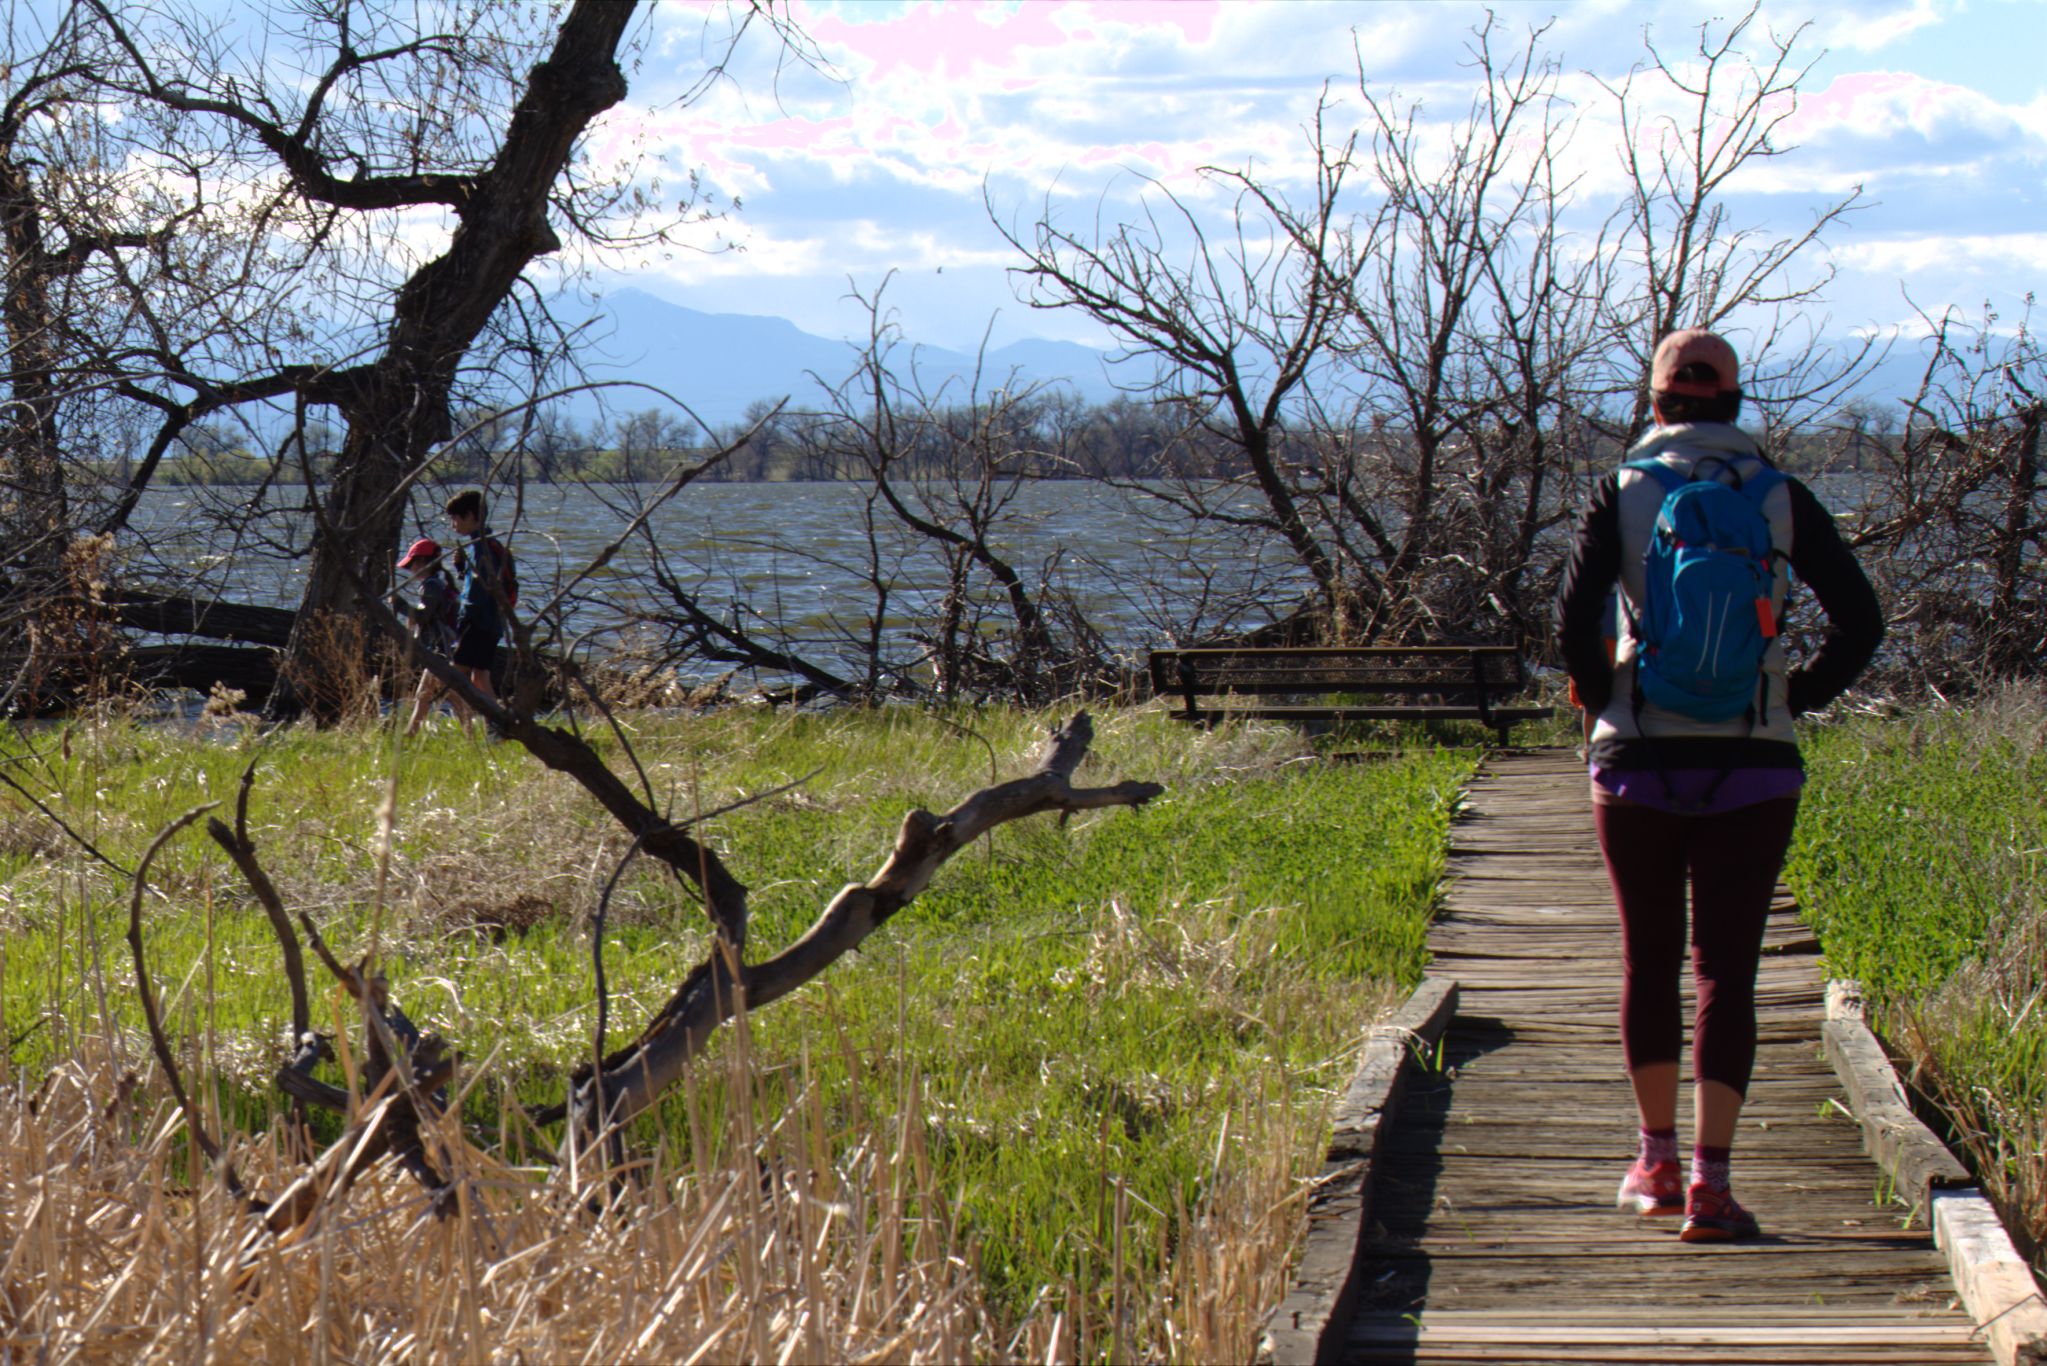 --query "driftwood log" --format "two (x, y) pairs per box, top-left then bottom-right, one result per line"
(2, 587), (291, 716)
(114, 589), (295, 645)
(96, 591), (296, 706)
(4, 585), (551, 714)
(123, 642), (281, 705)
